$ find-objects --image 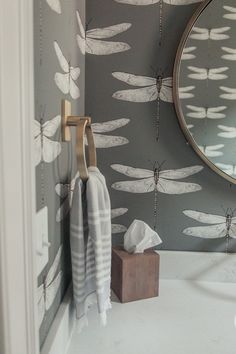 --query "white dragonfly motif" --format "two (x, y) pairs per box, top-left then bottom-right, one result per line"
(183, 209), (236, 241)
(111, 208), (128, 234)
(220, 86), (236, 100)
(55, 176), (77, 222)
(38, 246), (63, 327)
(76, 11), (131, 55)
(223, 6), (236, 20)
(190, 26), (231, 40)
(182, 46), (197, 60)
(222, 47), (236, 60)
(218, 125), (236, 138)
(46, 0), (61, 14)
(111, 164), (203, 194)
(112, 72), (173, 103)
(186, 105), (227, 119)
(88, 118), (130, 148)
(179, 86), (195, 99)
(215, 163), (236, 177)
(54, 41), (80, 99)
(187, 66), (228, 80)
(198, 144), (224, 157)
(114, 0), (203, 5)
(34, 116), (61, 167)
